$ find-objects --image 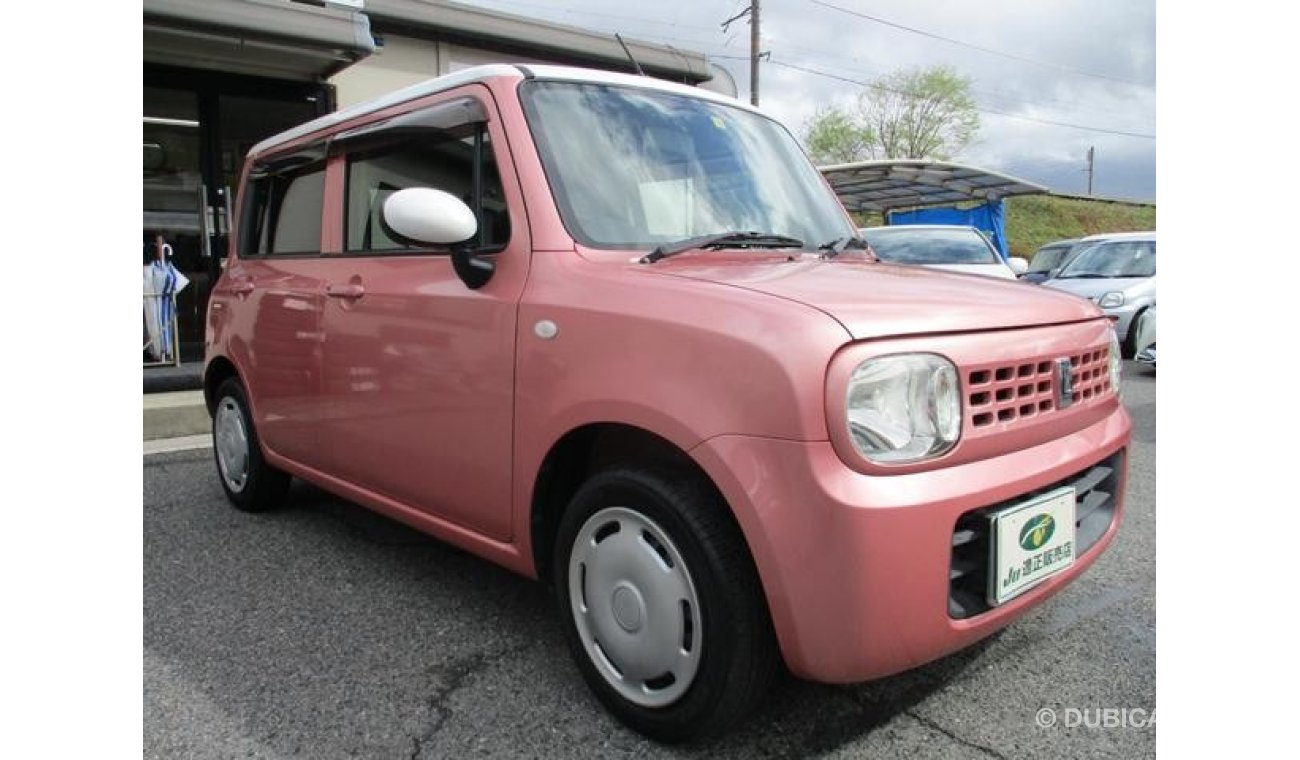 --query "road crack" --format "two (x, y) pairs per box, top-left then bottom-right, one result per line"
(905, 709), (1008, 759)
(408, 642), (531, 759)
